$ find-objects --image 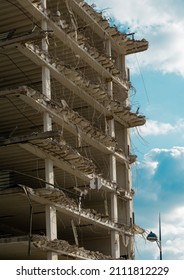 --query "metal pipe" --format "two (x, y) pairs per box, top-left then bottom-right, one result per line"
(159, 213), (162, 260)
